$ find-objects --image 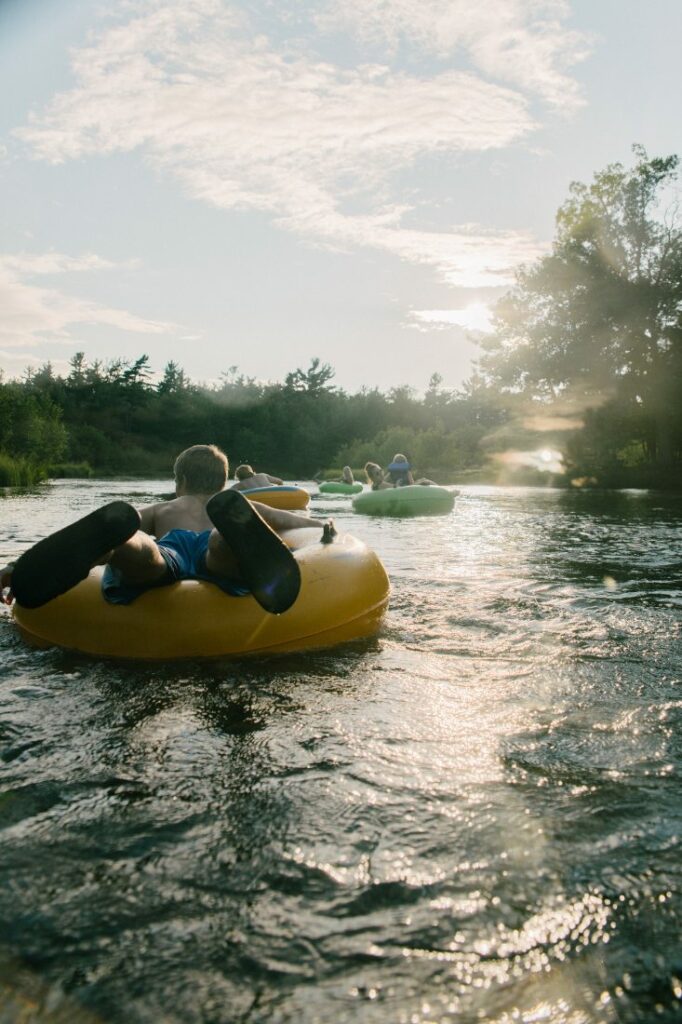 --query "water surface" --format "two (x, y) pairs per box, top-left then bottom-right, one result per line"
(1, 481), (680, 1023)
